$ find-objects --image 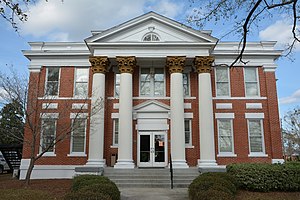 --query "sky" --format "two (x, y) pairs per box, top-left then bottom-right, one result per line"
(0, 0), (299, 117)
